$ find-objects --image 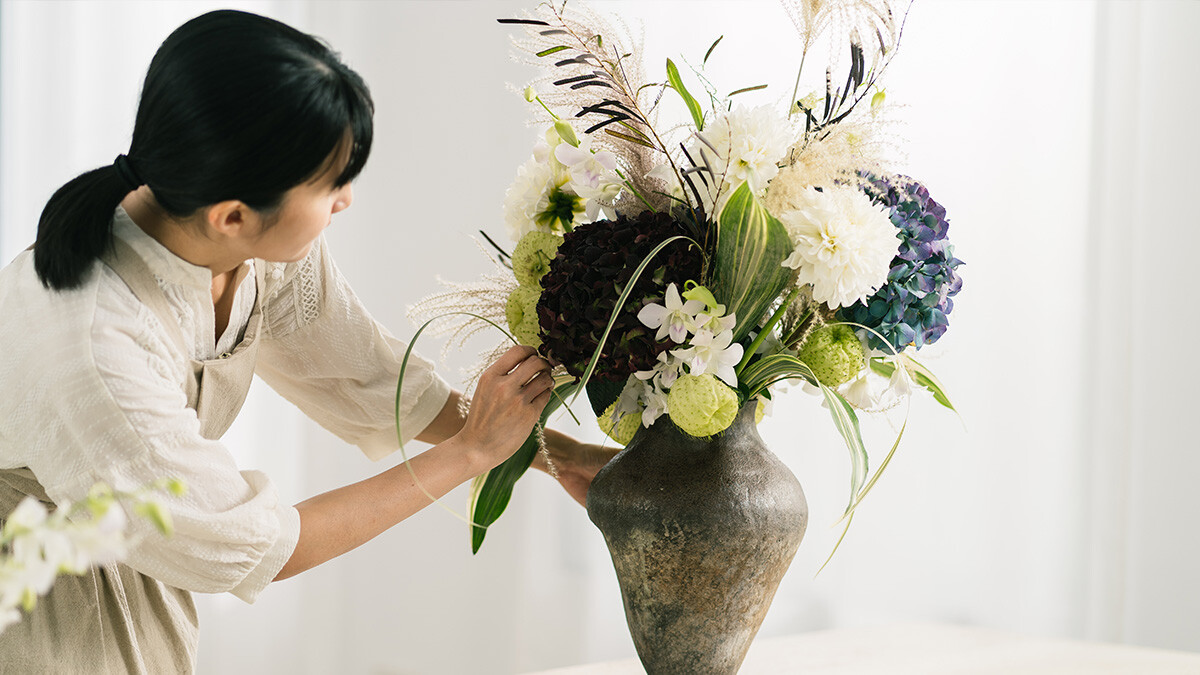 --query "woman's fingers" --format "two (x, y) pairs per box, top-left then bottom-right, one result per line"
(524, 370), (555, 403)
(487, 344), (539, 378)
